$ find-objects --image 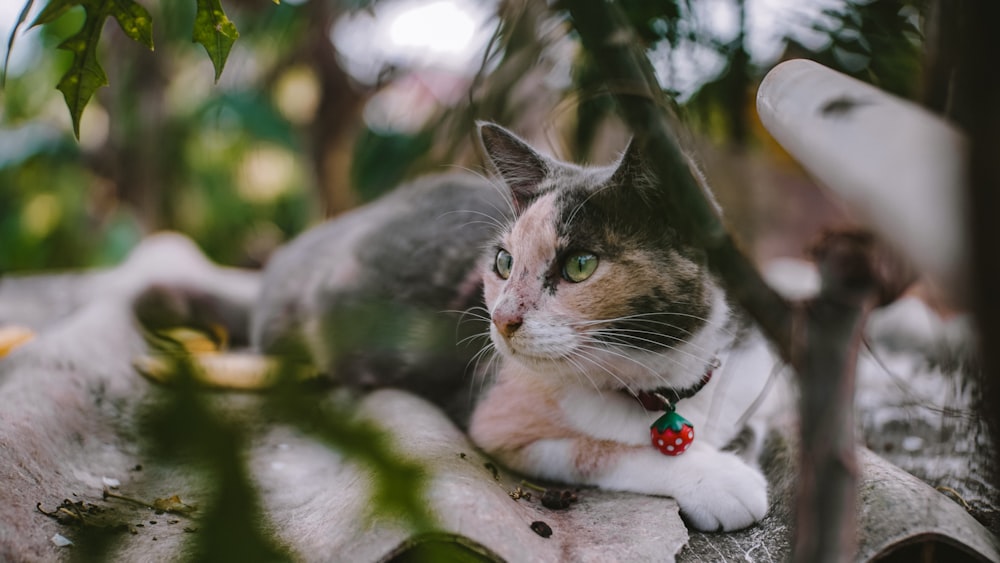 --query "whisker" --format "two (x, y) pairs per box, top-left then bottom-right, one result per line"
(570, 311), (735, 338)
(458, 331), (492, 347)
(575, 341), (670, 385)
(572, 346), (643, 395)
(441, 163), (518, 220)
(440, 307), (491, 326)
(560, 351), (606, 397)
(589, 327), (717, 358)
(564, 183), (616, 232)
(436, 209), (509, 236)
(589, 331), (716, 367)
